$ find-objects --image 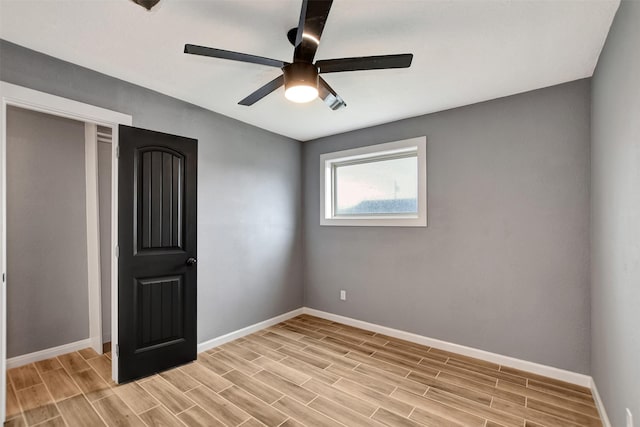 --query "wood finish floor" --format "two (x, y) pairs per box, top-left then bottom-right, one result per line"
(5, 315), (602, 427)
